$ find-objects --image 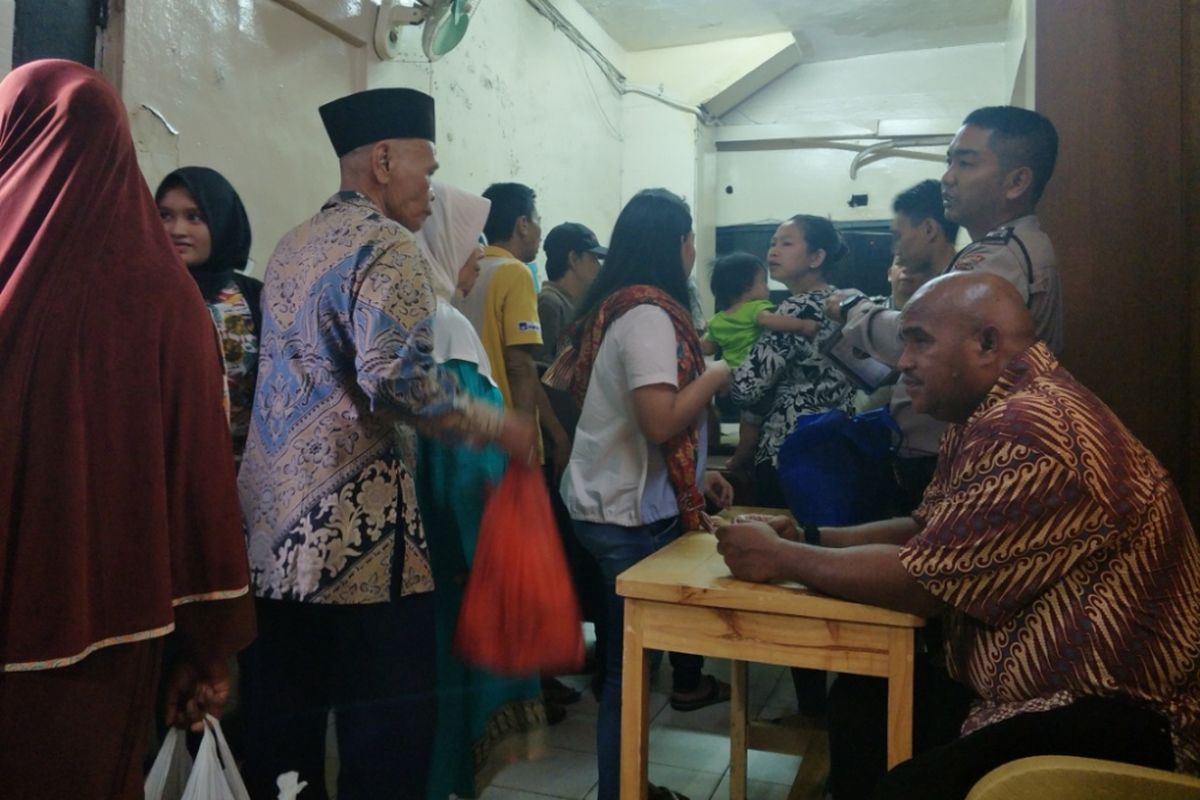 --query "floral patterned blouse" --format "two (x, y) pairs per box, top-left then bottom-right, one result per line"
(207, 282), (258, 465)
(731, 286), (856, 467)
